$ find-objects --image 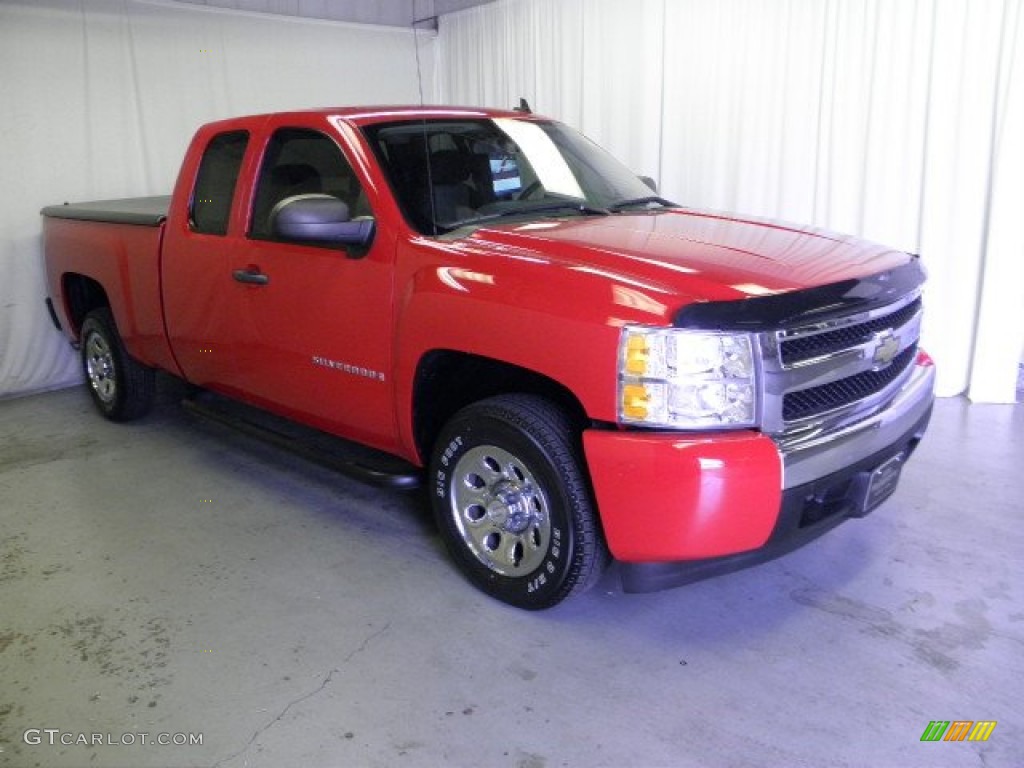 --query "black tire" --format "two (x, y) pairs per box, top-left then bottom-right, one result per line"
(429, 394), (606, 609)
(80, 308), (155, 421)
